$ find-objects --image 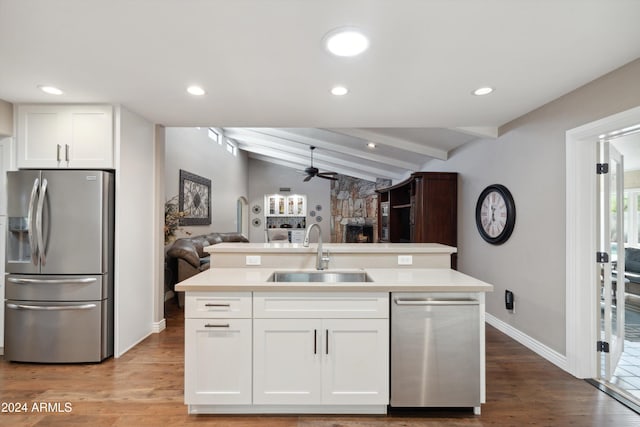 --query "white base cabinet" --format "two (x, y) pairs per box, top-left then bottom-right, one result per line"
(185, 291), (389, 414)
(184, 293), (252, 405)
(16, 104), (113, 169)
(253, 318), (321, 404)
(253, 318), (388, 406)
(185, 318), (252, 405)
